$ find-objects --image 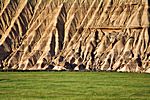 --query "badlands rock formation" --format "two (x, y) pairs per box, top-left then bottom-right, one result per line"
(0, 0), (150, 72)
